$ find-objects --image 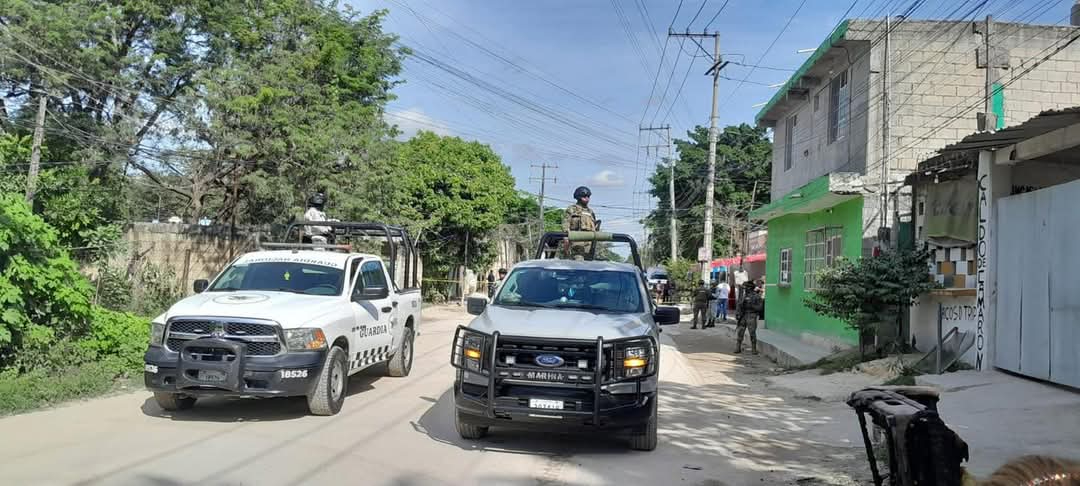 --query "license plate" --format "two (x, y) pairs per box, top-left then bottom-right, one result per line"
(529, 399), (564, 410)
(197, 370), (226, 382)
(524, 371), (565, 382)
